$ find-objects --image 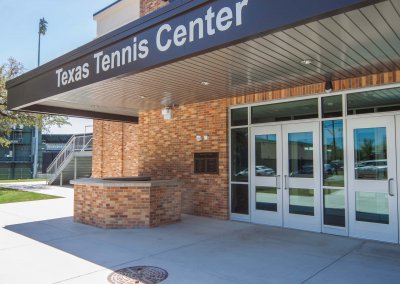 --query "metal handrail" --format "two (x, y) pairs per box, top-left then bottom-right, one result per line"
(81, 136), (93, 151)
(46, 134), (93, 176)
(46, 135), (76, 175)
